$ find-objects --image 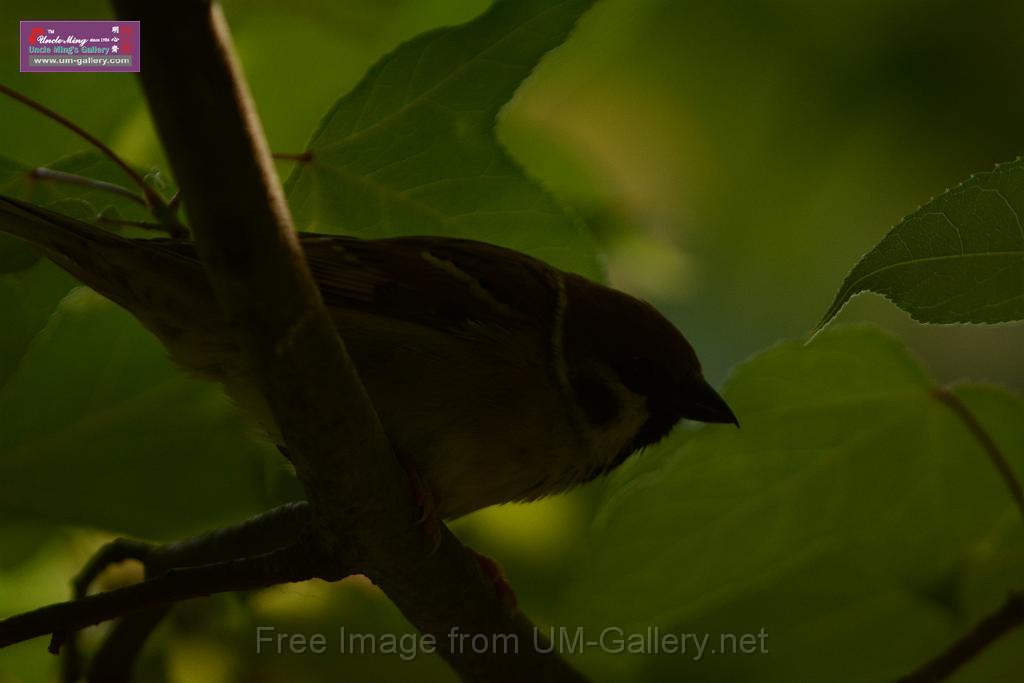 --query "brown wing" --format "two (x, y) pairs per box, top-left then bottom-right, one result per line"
(156, 233), (563, 335)
(299, 234), (562, 333)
